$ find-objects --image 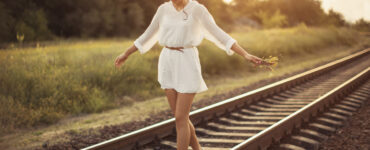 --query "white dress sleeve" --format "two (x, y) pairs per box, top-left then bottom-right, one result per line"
(133, 6), (162, 54)
(197, 5), (236, 56)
